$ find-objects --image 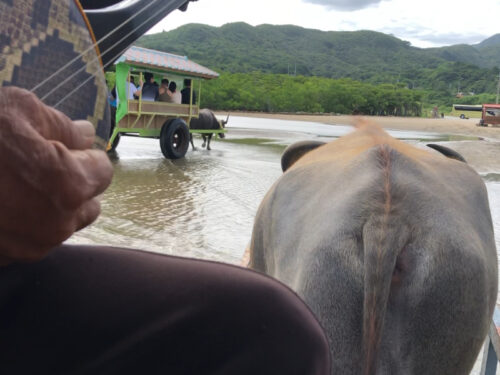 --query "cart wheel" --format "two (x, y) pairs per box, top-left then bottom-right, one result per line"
(459, 114), (465, 119)
(109, 133), (121, 152)
(160, 119), (190, 159)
